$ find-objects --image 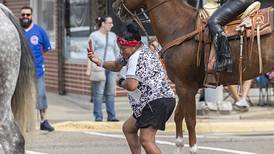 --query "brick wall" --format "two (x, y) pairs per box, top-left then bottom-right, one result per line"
(63, 61), (91, 95)
(44, 51), (58, 93)
(4, 0), (29, 17)
(44, 55), (128, 96)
